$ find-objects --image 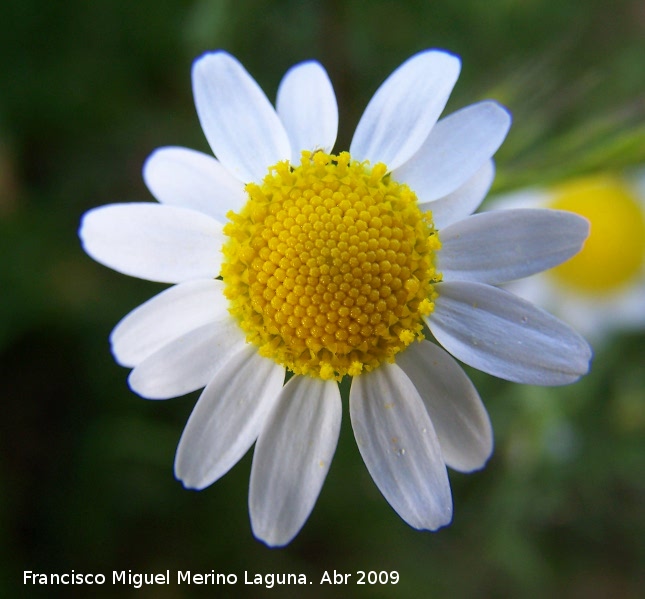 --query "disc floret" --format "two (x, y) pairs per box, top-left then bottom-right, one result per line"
(222, 151), (440, 380)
